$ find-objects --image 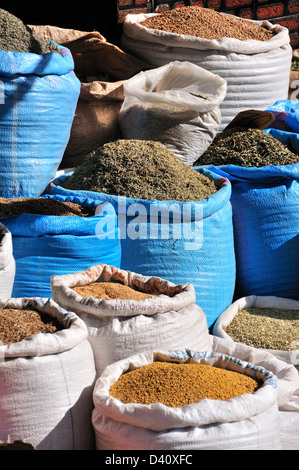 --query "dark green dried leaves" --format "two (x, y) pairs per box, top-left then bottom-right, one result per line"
(0, 8), (61, 54)
(62, 139), (218, 202)
(225, 307), (299, 351)
(193, 127), (299, 167)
